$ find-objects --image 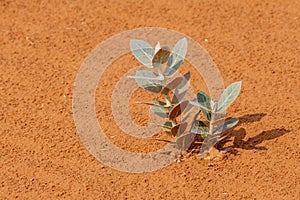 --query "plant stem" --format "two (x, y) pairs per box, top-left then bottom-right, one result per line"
(165, 94), (172, 107)
(208, 111), (215, 136)
(171, 119), (177, 126)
